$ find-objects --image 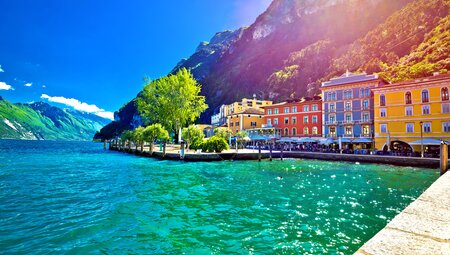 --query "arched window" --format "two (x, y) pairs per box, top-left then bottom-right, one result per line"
(422, 90), (429, 103)
(442, 87), (449, 101)
(284, 128), (289, 136)
(380, 94), (386, 106)
(303, 127), (309, 135)
(312, 127), (318, 135)
(292, 128), (297, 136)
(405, 92), (412, 104)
